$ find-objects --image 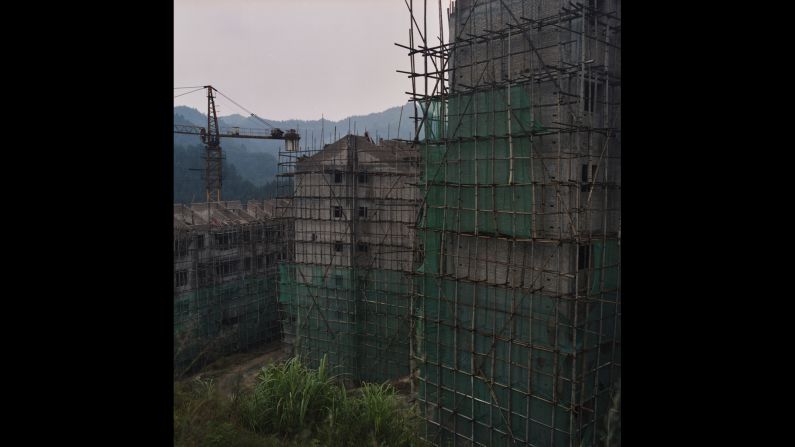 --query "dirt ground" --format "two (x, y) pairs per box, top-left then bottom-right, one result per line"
(185, 343), (416, 400)
(191, 342), (290, 397)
